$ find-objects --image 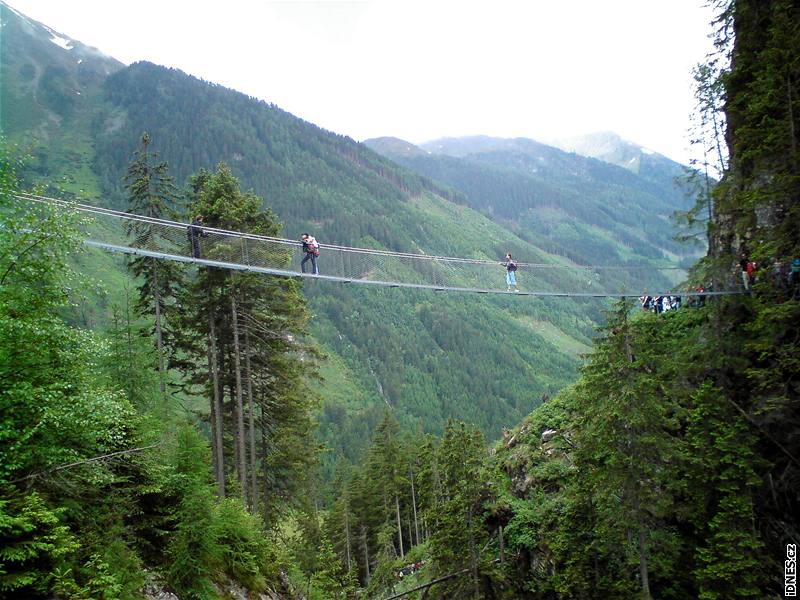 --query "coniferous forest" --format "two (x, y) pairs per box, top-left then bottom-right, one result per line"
(1, 0), (799, 598)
